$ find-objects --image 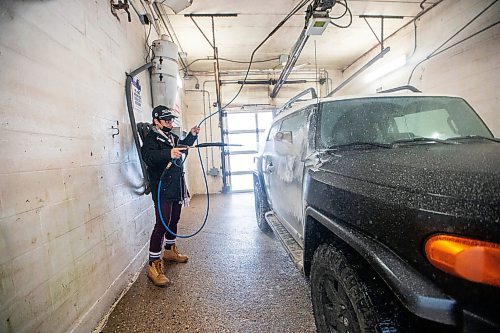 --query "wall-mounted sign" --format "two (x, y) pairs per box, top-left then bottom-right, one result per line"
(132, 78), (142, 115)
